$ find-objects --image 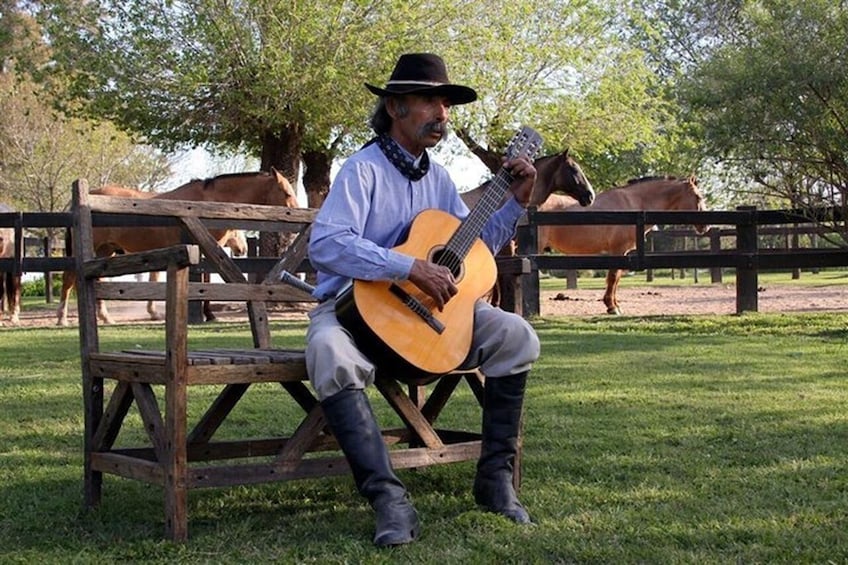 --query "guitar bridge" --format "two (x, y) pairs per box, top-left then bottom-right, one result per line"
(388, 284), (445, 334)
